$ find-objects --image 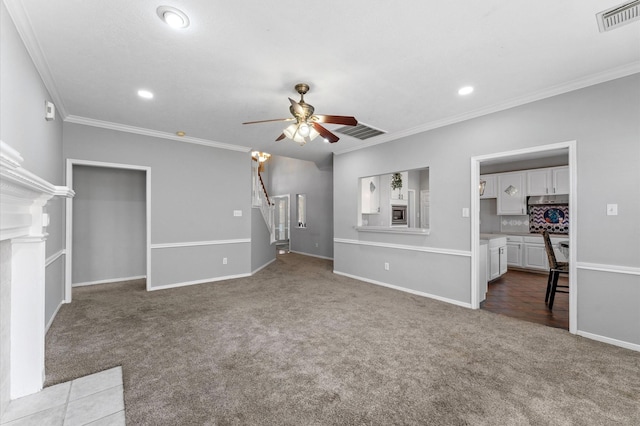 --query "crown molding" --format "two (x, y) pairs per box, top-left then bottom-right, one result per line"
(3, 0), (68, 119)
(335, 62), (640, 156)
(65, 115), (253, 153)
